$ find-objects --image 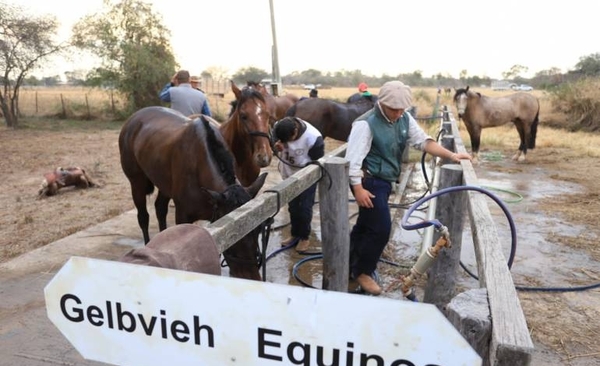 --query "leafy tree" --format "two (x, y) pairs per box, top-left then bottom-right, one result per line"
(64, 70), (88, 86)
(24, 75), (41, 86)
(502, 64), (528, 80)
(574, 53), (600, 76)
(42, 75), (61, 87)
(204, 66), (230, 82)
(0, 2), (65, 127)
(231, 66), (269, 85)
(71, 0), (176, 112)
